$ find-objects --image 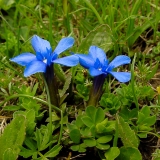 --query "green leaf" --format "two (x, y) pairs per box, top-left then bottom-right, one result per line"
(105, 147), (120, 160)
(70, 145), (79, 151)
(137, 132), (147, 138)
(80, 127), (92, 137)
(137, 106), (156, 127)
(0, 115), (26, 159)
(97, 135), (113, 143)
(142, 116), (156, 126)
(117, 116), (139, 148)
(78, 147), (86, 153)
(0, 0), (15, 10)
(59, 71), (72, 98)
(26, 109), (36, 134)
(79, 143), (87, 153)
(3, 148), (17, 160)
(35, 128), (42, 151)
(69, 129), (81, 144)
(78, 24), (113, 53)
(81, 116), (94, 127)
(85, 106), (97, 122)
(44, 144), (62, 158)
(96, 123), (106, 133)
(140, 106), (150, 116)
(67, 123), (77, 131)
(19, 146), (37, 158)
(75, 115), (84, 128)
(95, 107), (105, 124)
(31, 82), (39, 96)
(84, 139), (96, 147)
(118, 147), (142, 160)
(96, 143), (110, 150)
(3, 105), (21, 111)
(24, 137), (37, 150)
(146, 63), (159, 80)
